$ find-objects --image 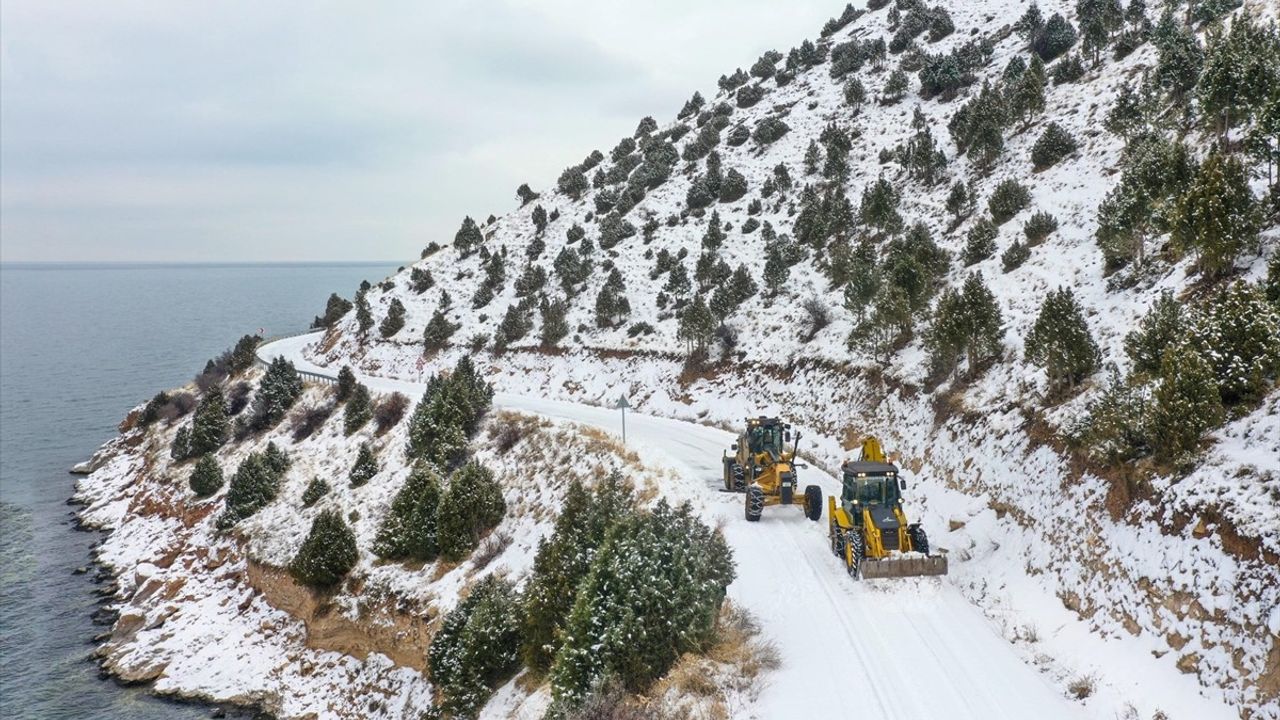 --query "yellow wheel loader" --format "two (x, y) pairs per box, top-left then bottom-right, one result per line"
(827, 437), (948, 580)
(722, 416), (823, 523)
